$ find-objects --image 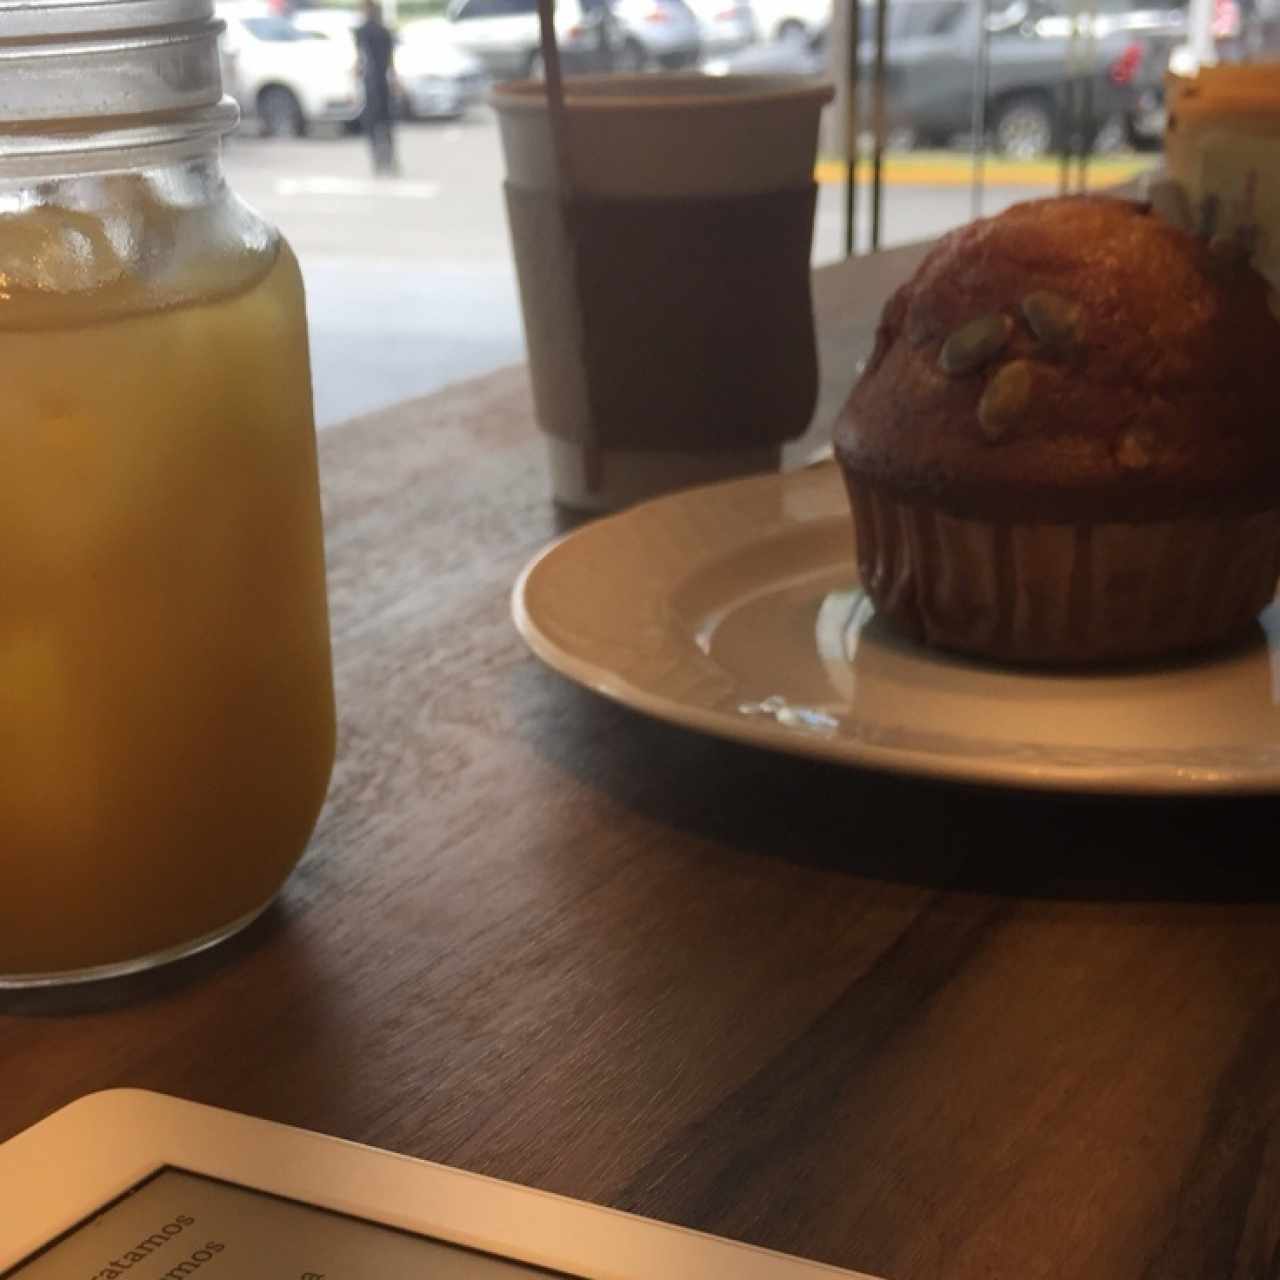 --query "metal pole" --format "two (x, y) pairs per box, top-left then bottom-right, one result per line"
(1059, 0), (1079, 194)
(844, 0), (861, 257)
(870, 0), (887, 251)
(1077, 4), (1095, 192)
(970, 0), (991, 219)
